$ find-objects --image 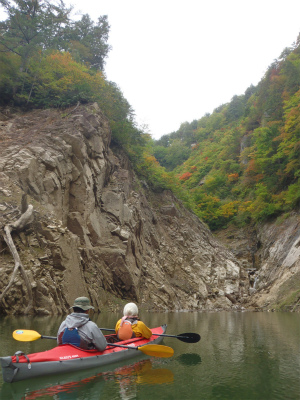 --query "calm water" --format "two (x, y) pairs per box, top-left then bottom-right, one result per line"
(0, 311), (299, 400)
